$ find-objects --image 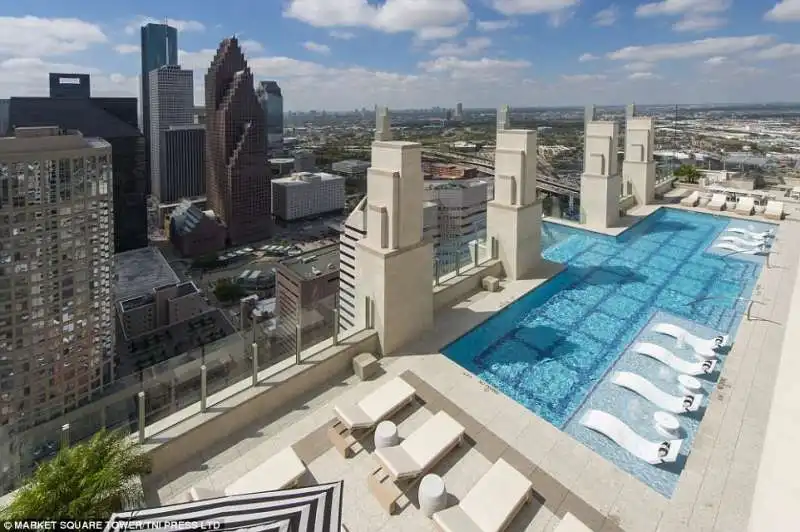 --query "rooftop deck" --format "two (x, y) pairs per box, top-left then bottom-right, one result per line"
(142, 196), (800, 531)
